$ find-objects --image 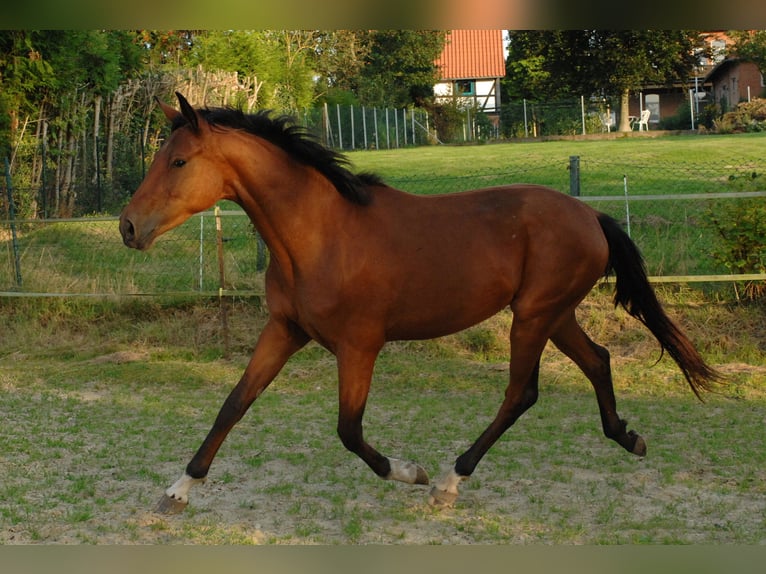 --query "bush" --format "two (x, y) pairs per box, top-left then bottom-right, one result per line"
(659, 101), (693, 131)
(706, 171), (766, 300)
(713, 98), (766, 134)
(430, 101), (465, 143)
